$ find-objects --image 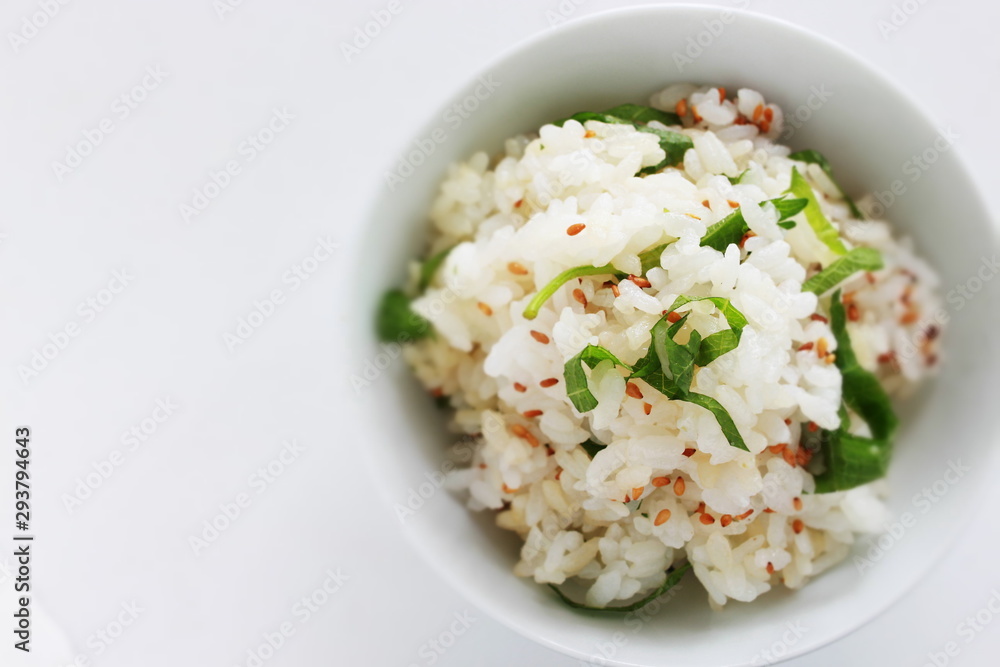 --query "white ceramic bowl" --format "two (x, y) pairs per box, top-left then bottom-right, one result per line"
(347, 6), (1000, 665)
